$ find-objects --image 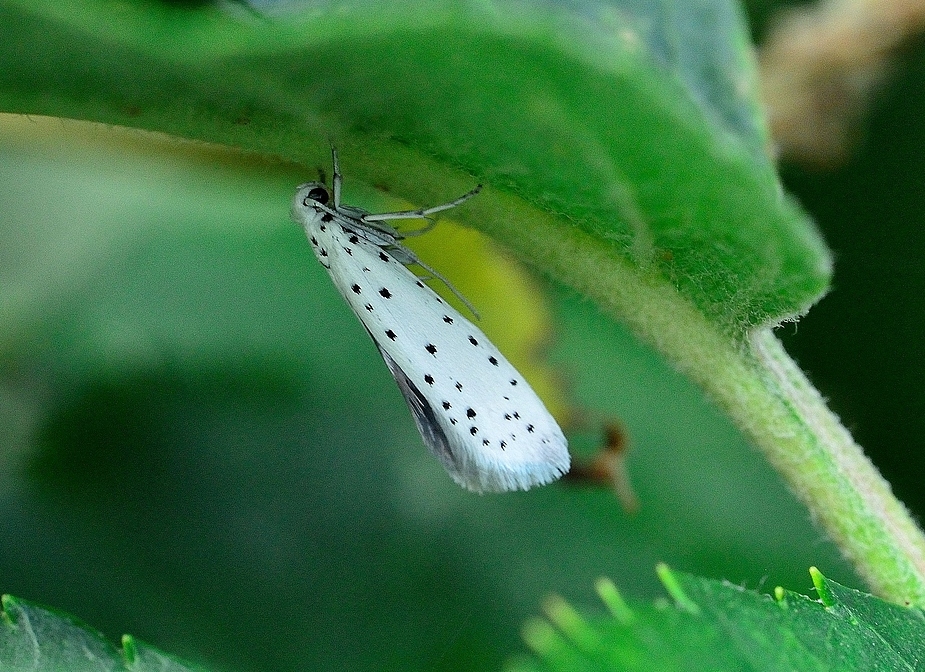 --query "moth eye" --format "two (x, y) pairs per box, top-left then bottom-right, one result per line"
(304, 186), (330, 205)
